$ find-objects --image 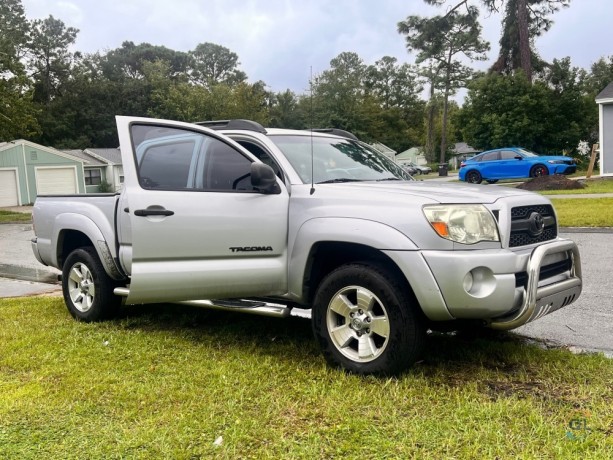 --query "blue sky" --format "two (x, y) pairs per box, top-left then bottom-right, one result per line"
(21, 0), (613, 94)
